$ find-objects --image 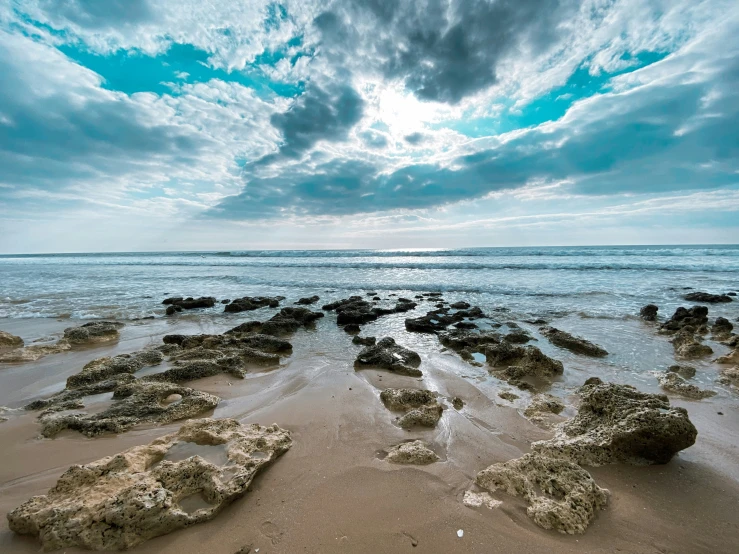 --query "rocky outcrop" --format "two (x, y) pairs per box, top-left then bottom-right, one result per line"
(718, 367), (739, 386)
(323, 296), (416, 325)
(66, 350), (164, 389)
(485, 342), (564, 388)
(639, 304), (659, 321)
(503, 329), (533, 344)
(498, 390), (520, 401)
(0, 342), (72, 363)
(295, 295), (319, 305)
(524, 394), (565, 427)
(385, 440), (439, 465)
(355, 337), (423, 377)
(63, 321), (124, 345)
(163, 297), (217, 315)
(712, 317), (734, 340)
(657, 372), (716, 400)
(352, 335), (376, 346)
(8, 419), (292, 551)
(38, 381), (219, 438)
(540, 327), (607, 357)
(660, 306), (709, 333)
(224, 296), (284, 313)
(533, 381), (697, 465)
(668, 364), (696, 379)
(0, 330), (23, 348)
(438, 329), (501, 351)
(476, 453), (608, 535)
(379, 388), (443, 428)
(715, 348), (739, 365)
(671, 328), (713, 359)
(684, 292), (733, 303)
(405, 306), (485, 334)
